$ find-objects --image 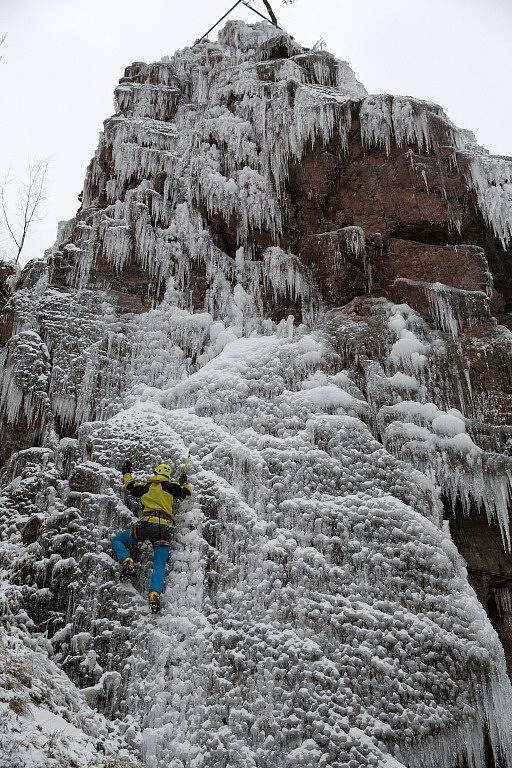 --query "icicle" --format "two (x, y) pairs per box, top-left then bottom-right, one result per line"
(426, 283), (462, 338)
(494, 586), (512, 622)
(395, 278), (490, 338)
(0, 331), (51, 427)
(464, 153), (512, 249)
(115, 83), (181, 122)
(359, 94), (456, 156)
(263, 247), (310, 304)
(379, 400), (512, 549)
